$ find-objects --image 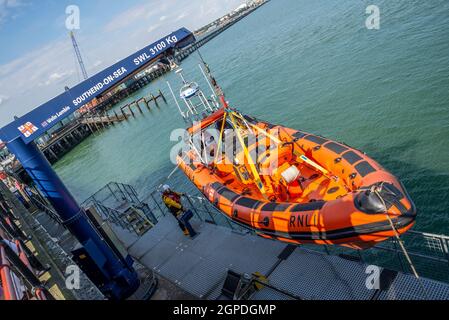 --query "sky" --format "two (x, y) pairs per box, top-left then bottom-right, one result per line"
(0, 0), (245, 127)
